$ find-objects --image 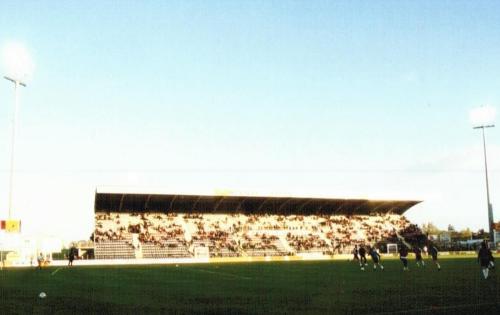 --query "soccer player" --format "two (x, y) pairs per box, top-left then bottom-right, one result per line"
(359, 245), (367, 270)
(478, 241), (493, 279)
(68, 245), (77, 266)
(399, 244), (409, 271)
(427, 243), (441, 271)
(37, 252), (44, 270)
(368, 246), (384, 271)
(414, 246), (425, 267)
(352, 245), (360, 263)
